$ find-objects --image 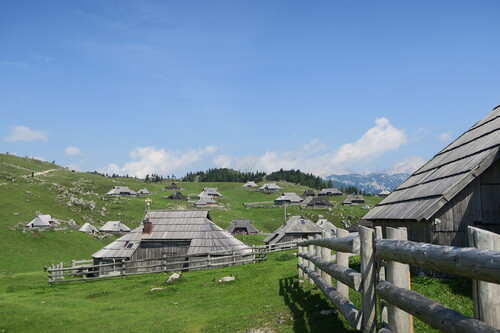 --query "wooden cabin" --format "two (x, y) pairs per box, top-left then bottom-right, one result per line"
(105, 186), (136, 196)
(318, 188), (343, 196)
(79, 223), (99, 234)
(342, 194), (365, 206)
(302, 197), (333, 208)
(274, 192), (303, 205)
(99, 221), (131, 233)
(226, 220), (259, 236)
(259, 183), (281, 192)
(199, 188), (222, 198)
(301, 190), (316, 198)
(363, 105), (500, 247)
(164, 182), (180, 190)
(25, 214), (57, 228)
(92, 210), (250, 273)
(242, 181), (257, 188)
(264, 216), (324, 245)
(166, 191), (187, 201)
